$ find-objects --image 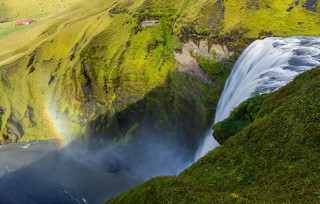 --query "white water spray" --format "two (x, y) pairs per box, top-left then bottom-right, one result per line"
(195, 36), (320, 160)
